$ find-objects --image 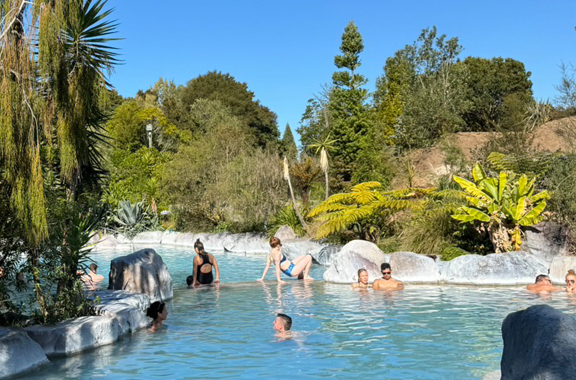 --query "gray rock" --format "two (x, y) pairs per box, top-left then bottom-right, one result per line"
(390, 252), (441, 283)
(274, 225), (297, 241)
(548, 256), (576, 284)
(323, 240), (389, 283)
(309, 244), (341, 266)
(223, 233), (268, 255)
(131, 231), (164, 245)
(25, 316), (120, 356)
(91, 290), (150, 312)
(108, 249), (173, 302)
(501, 304), (576, 380)
(0, 328), (49, 379)
(281, 240), (326, 261)
(524, 222), (571, 264)
(442, 251), (548, 285)
(96, 303), (149, 336)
